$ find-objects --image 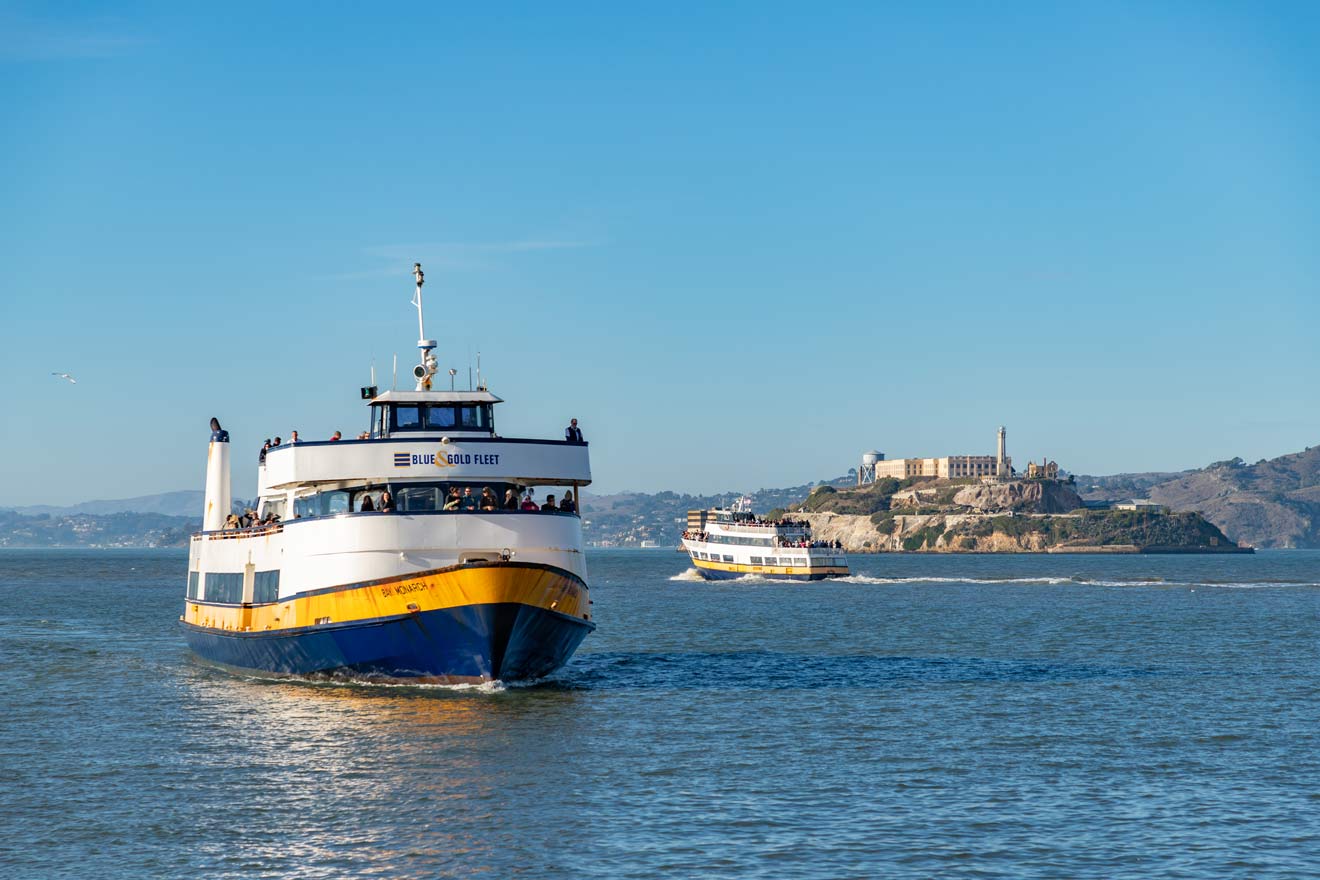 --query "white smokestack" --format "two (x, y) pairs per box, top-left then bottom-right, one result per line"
(203, 418), (232, 531)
